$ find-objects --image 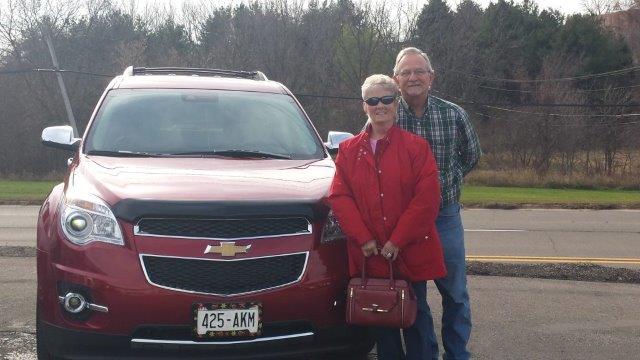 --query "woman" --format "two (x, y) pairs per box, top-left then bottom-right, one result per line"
(327, 74), (446, 360)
